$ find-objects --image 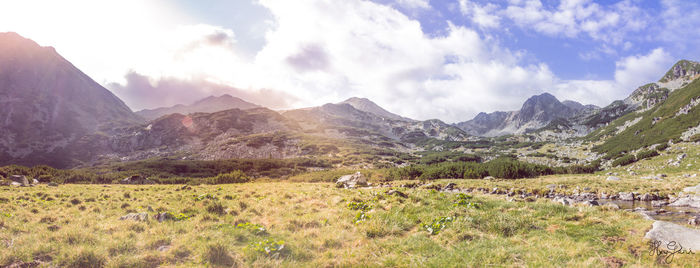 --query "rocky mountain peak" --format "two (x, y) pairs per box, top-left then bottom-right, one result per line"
(339, 97), (413, 121)
(659, 60), (700, 83)
(0, 32), (141, 167)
